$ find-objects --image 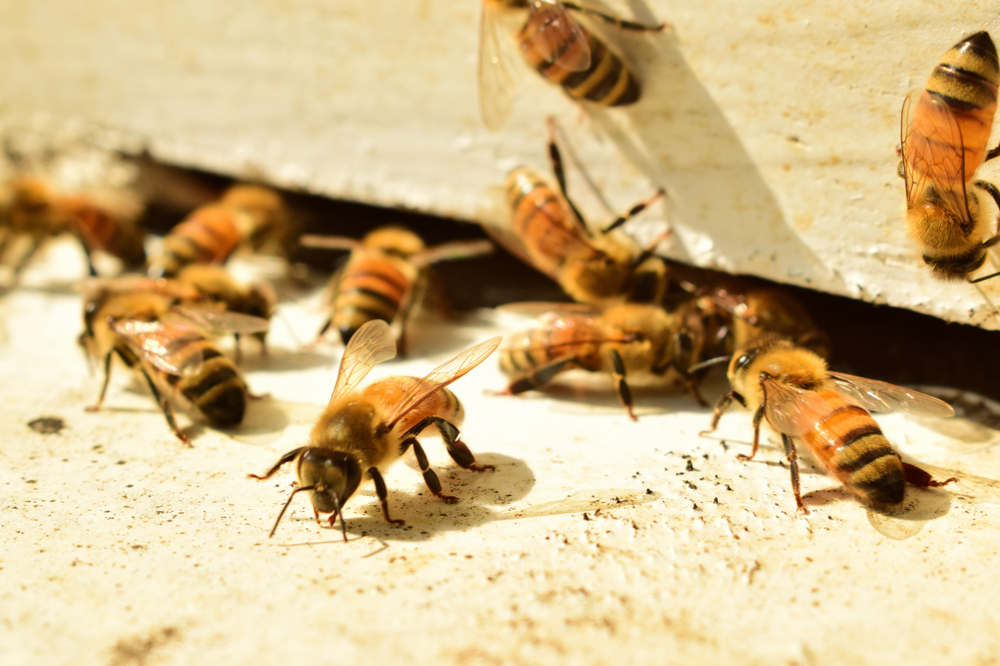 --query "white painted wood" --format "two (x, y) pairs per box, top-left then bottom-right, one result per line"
(3, 1), (1000, 327)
